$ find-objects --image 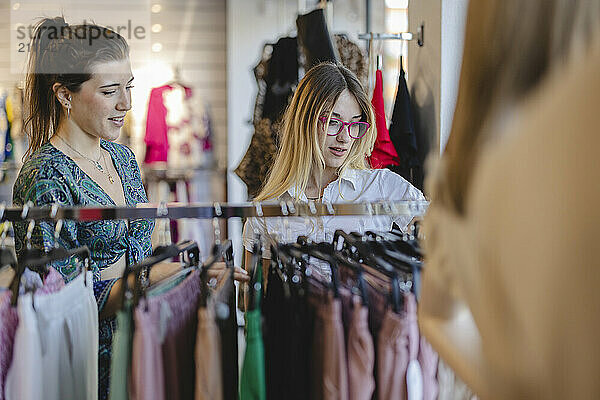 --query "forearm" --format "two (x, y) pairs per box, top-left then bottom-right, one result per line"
(99, 261), (181, 319)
